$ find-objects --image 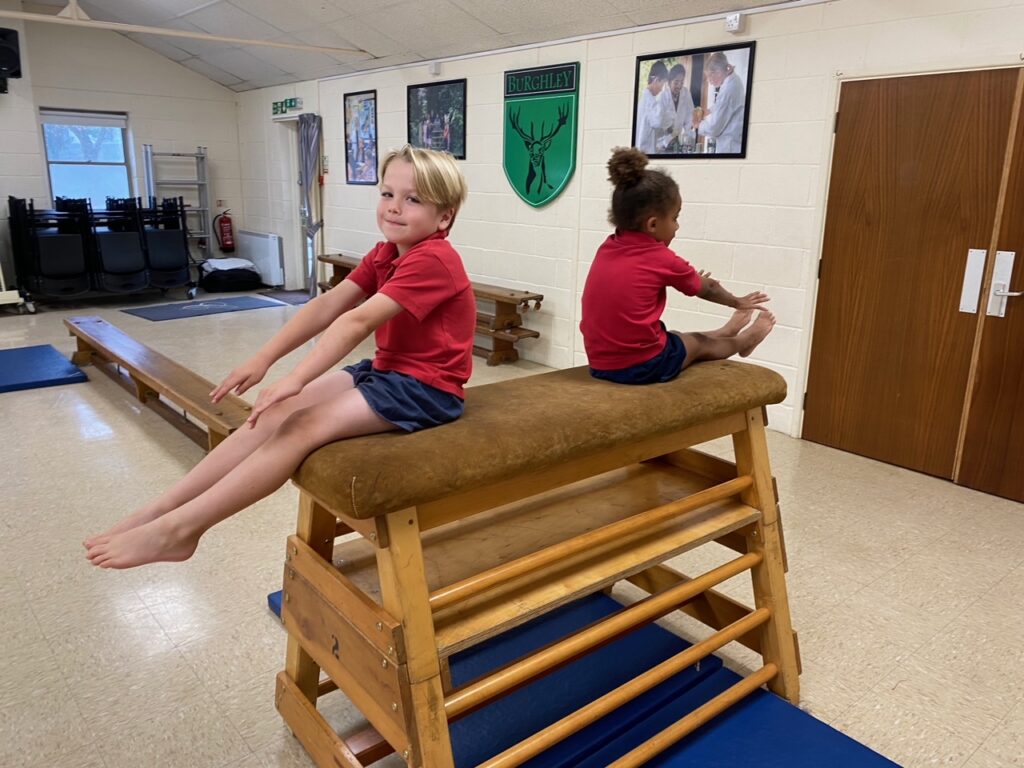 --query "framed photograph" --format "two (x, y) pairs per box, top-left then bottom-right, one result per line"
(344, 90), (378, 184)
(632, 41), (755, 159)
(407, 78), (467, 159)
